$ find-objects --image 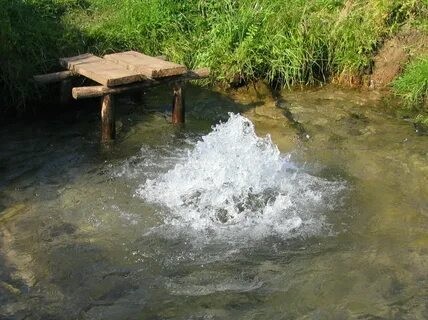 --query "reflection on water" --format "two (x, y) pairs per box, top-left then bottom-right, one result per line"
(0, 84), (427, 319)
